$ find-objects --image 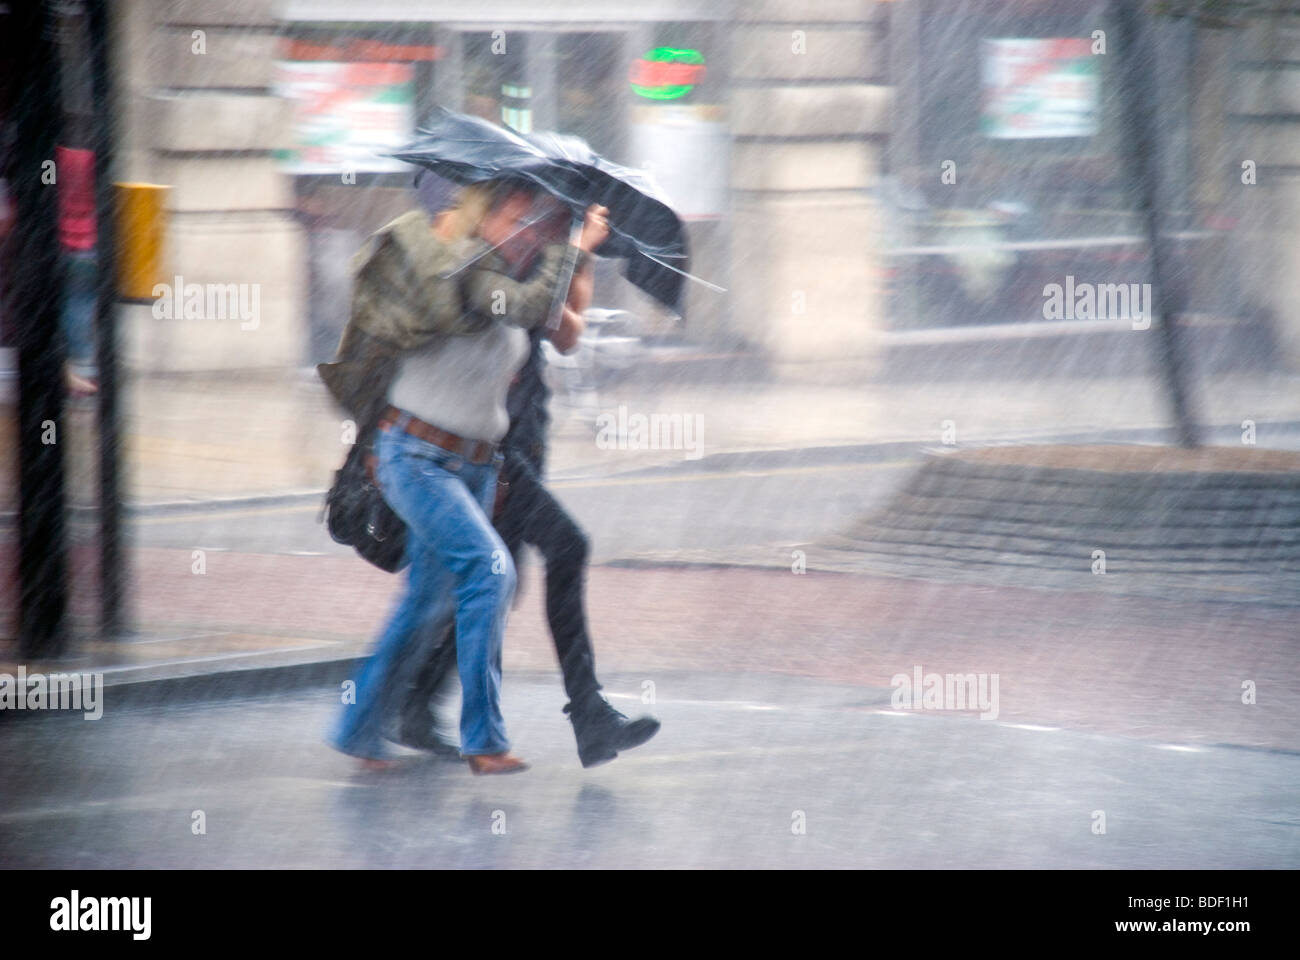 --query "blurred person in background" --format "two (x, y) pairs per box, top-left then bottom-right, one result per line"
(395, 191), (661, 769)
(329, 179), (610, 776)
(56, 144), (98, 396)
